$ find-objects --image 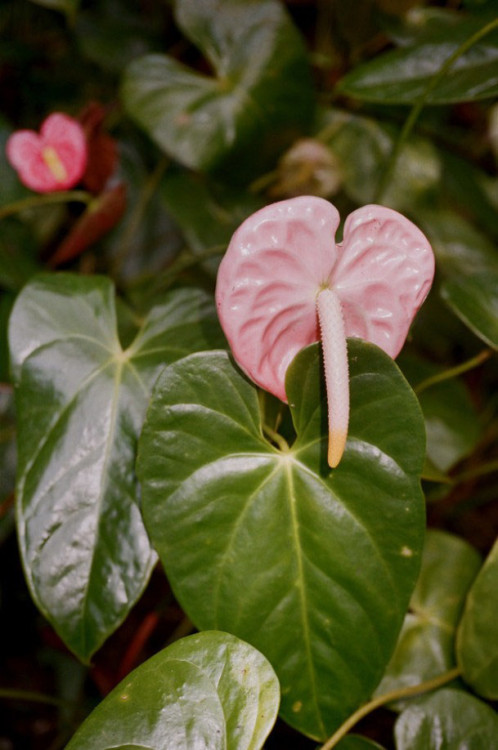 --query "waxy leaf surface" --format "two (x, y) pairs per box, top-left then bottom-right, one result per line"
(121, 0), (313, 177)
(394, 688), (498, 749)
(375, 530), (481, 700)
(138, 341), (426, 740)
(66, 631), (279, 750)
(457, 538), (498, 699)
(337, 19), (498, 103)
(8, 273), (223, 661)
(399, 353), (481, 472)
(441, 271), (498, 349)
